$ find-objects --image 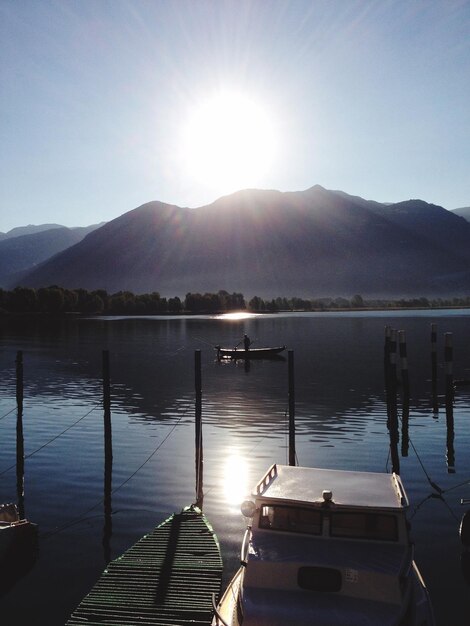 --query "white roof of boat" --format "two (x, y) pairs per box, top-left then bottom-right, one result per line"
(253, 464), (408, 510)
